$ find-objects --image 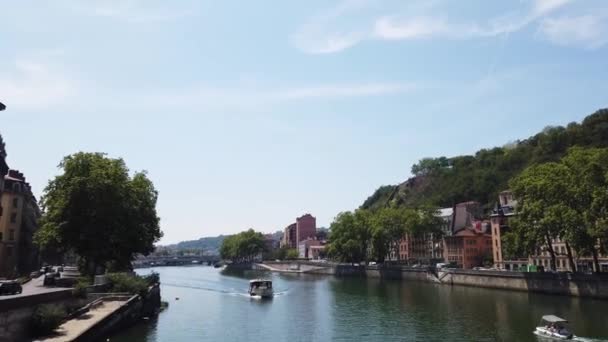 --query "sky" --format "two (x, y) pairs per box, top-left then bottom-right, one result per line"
(1, 0), (607, 244)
